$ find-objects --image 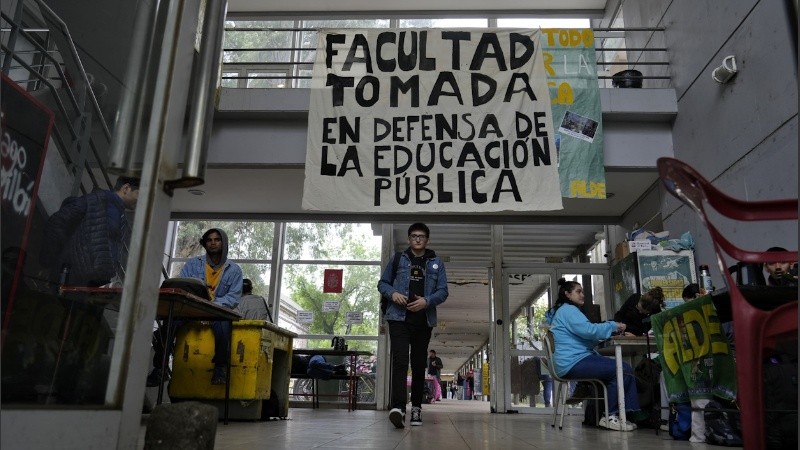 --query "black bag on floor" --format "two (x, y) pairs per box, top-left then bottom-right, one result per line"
(704, 400), (742, 446)
(633, 357), (662, 429)
(764, 350), (798, 450)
